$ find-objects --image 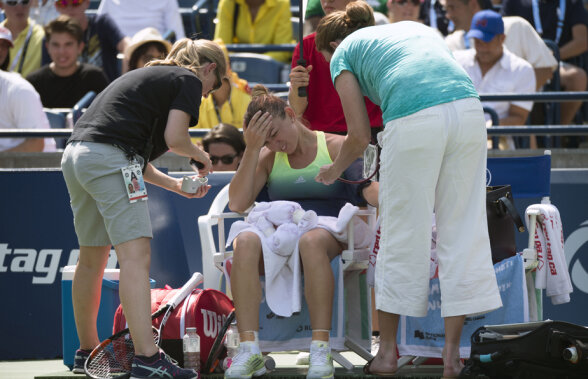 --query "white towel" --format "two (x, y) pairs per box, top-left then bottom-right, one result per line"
(226, 201), (370, 316)
(525, 204), (572, 305)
